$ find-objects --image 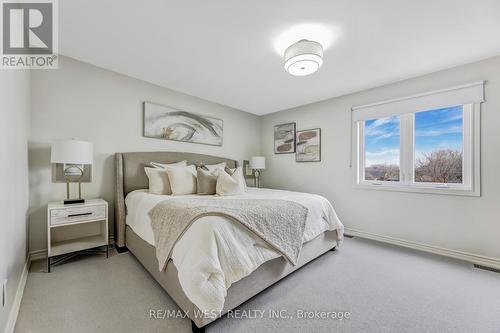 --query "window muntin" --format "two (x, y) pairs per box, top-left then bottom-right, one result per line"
(414, 106), (463, 184)
(364, 116), (400, 182)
